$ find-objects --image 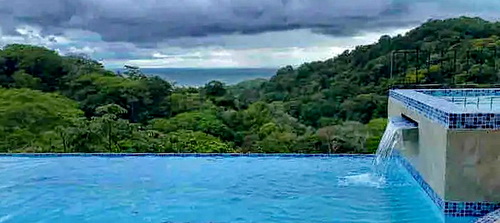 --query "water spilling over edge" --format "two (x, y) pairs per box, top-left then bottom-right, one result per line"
(374, 117), (417, 171)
